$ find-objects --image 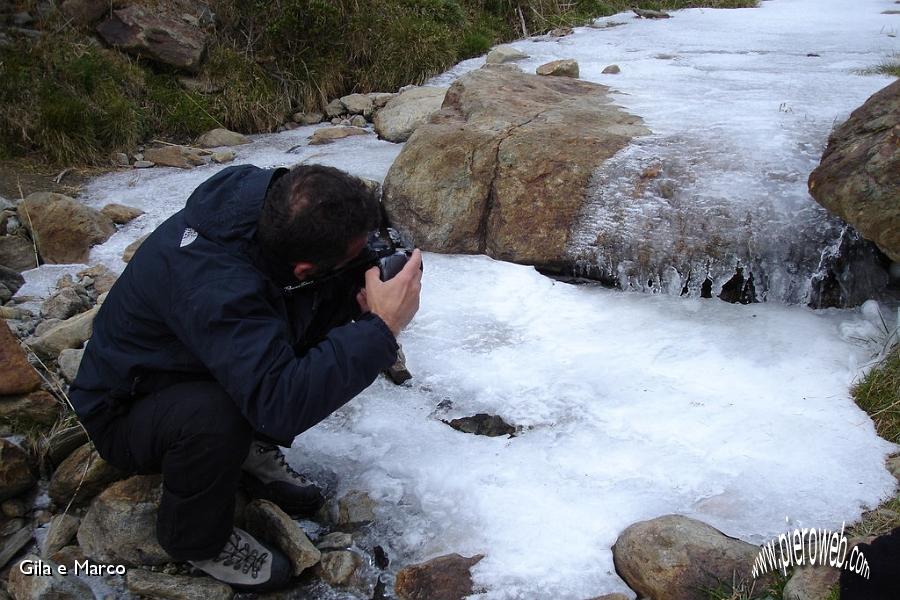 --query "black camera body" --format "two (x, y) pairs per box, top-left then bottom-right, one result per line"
(283, 227), (418, 292)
